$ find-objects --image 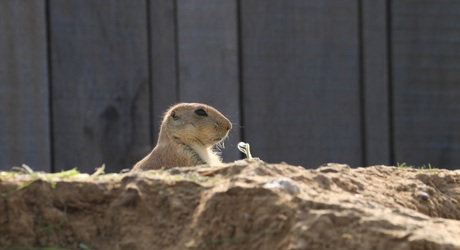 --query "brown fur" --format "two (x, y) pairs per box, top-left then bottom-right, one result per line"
(132, 103), (232, 171)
